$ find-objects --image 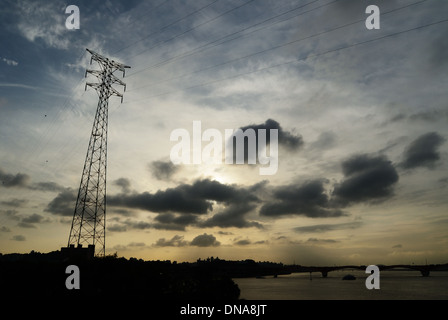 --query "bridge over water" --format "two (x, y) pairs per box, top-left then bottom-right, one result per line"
(284, 263), (448, 277)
